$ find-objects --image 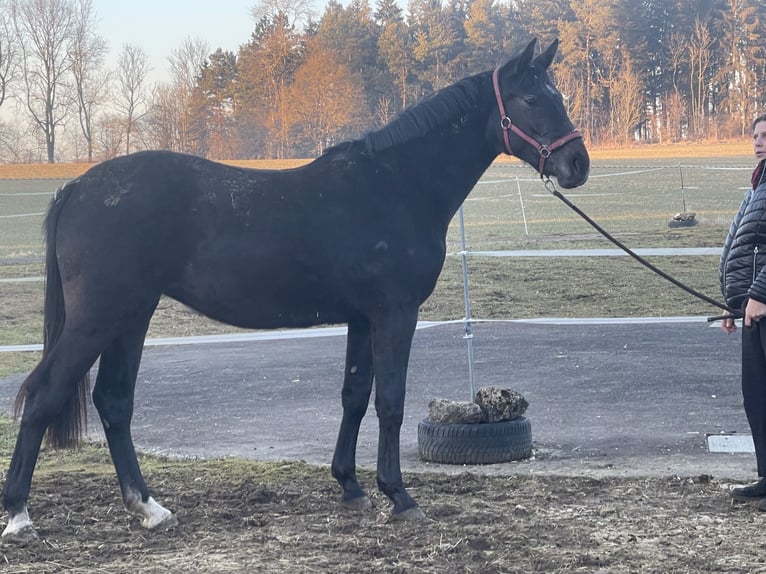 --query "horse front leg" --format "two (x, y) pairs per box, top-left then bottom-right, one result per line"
(371, 307), (424, 520)
(331, 315), (375, 508)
